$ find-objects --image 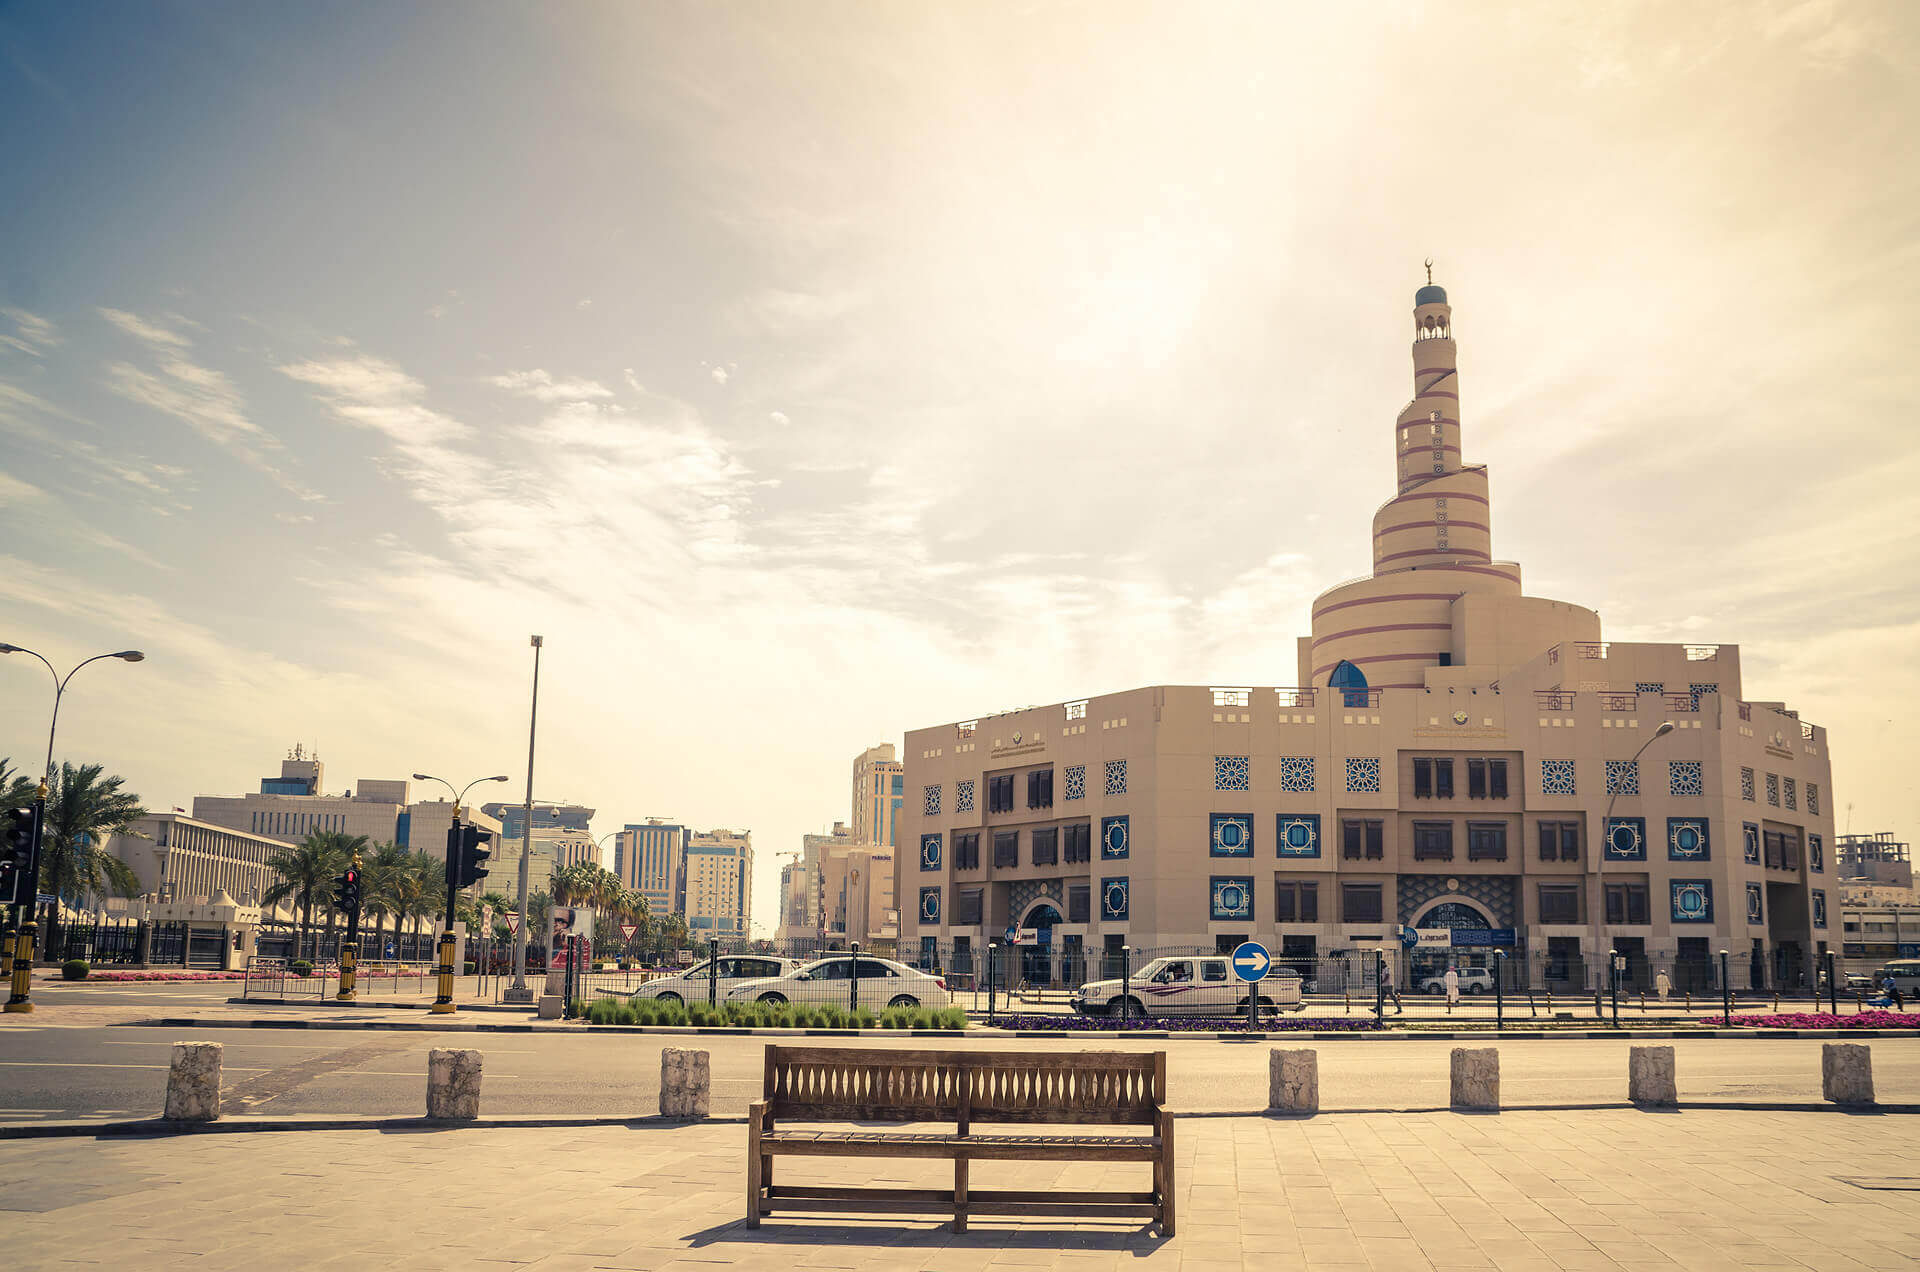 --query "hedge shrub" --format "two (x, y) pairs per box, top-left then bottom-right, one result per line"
(62, 959), (90, 981)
